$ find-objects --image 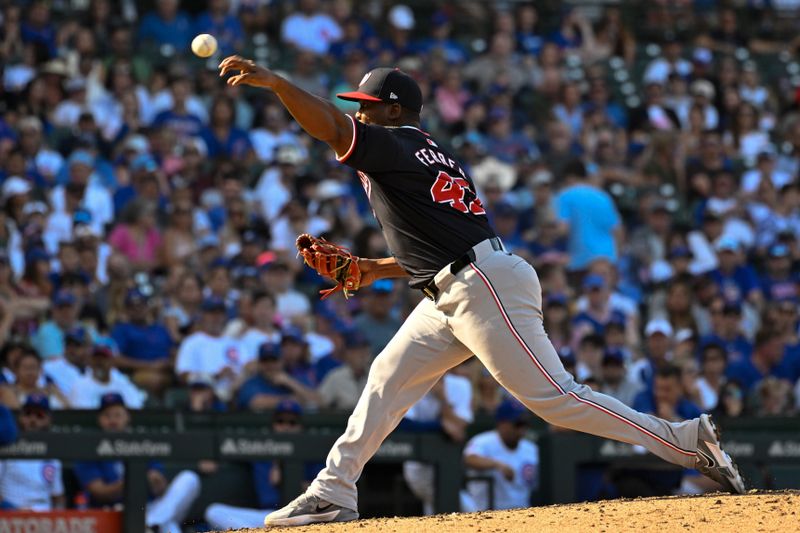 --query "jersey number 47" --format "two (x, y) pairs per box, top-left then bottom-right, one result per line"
(430, 171), (486, 215)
